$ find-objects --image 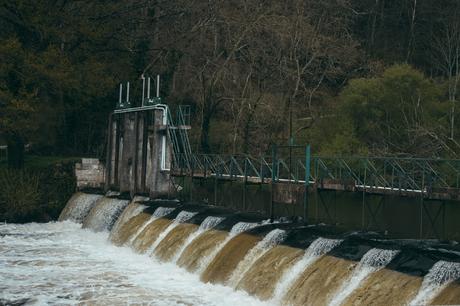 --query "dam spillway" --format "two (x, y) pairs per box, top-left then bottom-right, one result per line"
(2, 193), (460, 305)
